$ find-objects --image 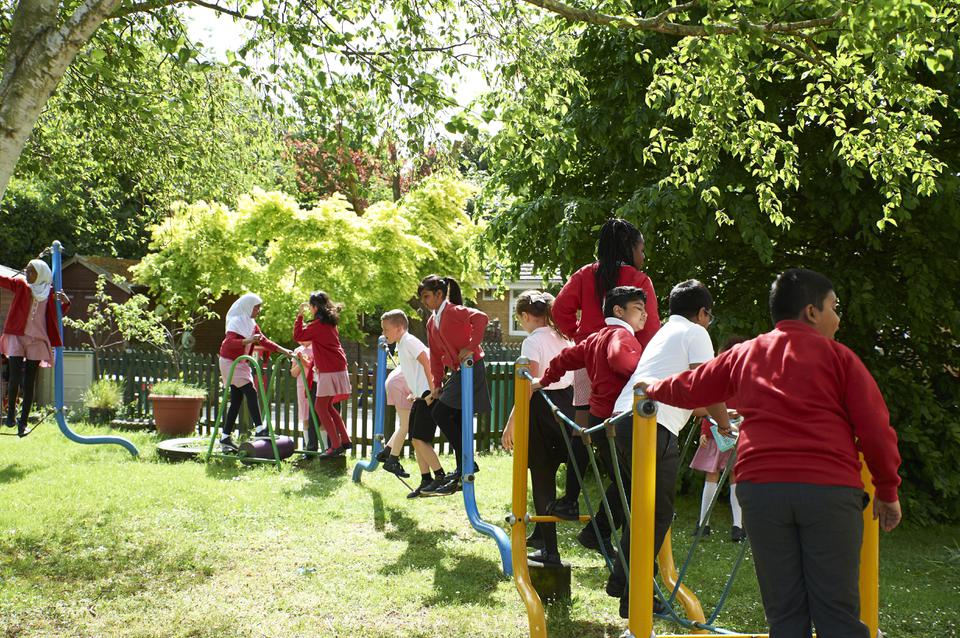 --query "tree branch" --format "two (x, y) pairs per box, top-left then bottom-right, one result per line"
(114, 0), (264, 22)
(521, 0), (846, 37)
